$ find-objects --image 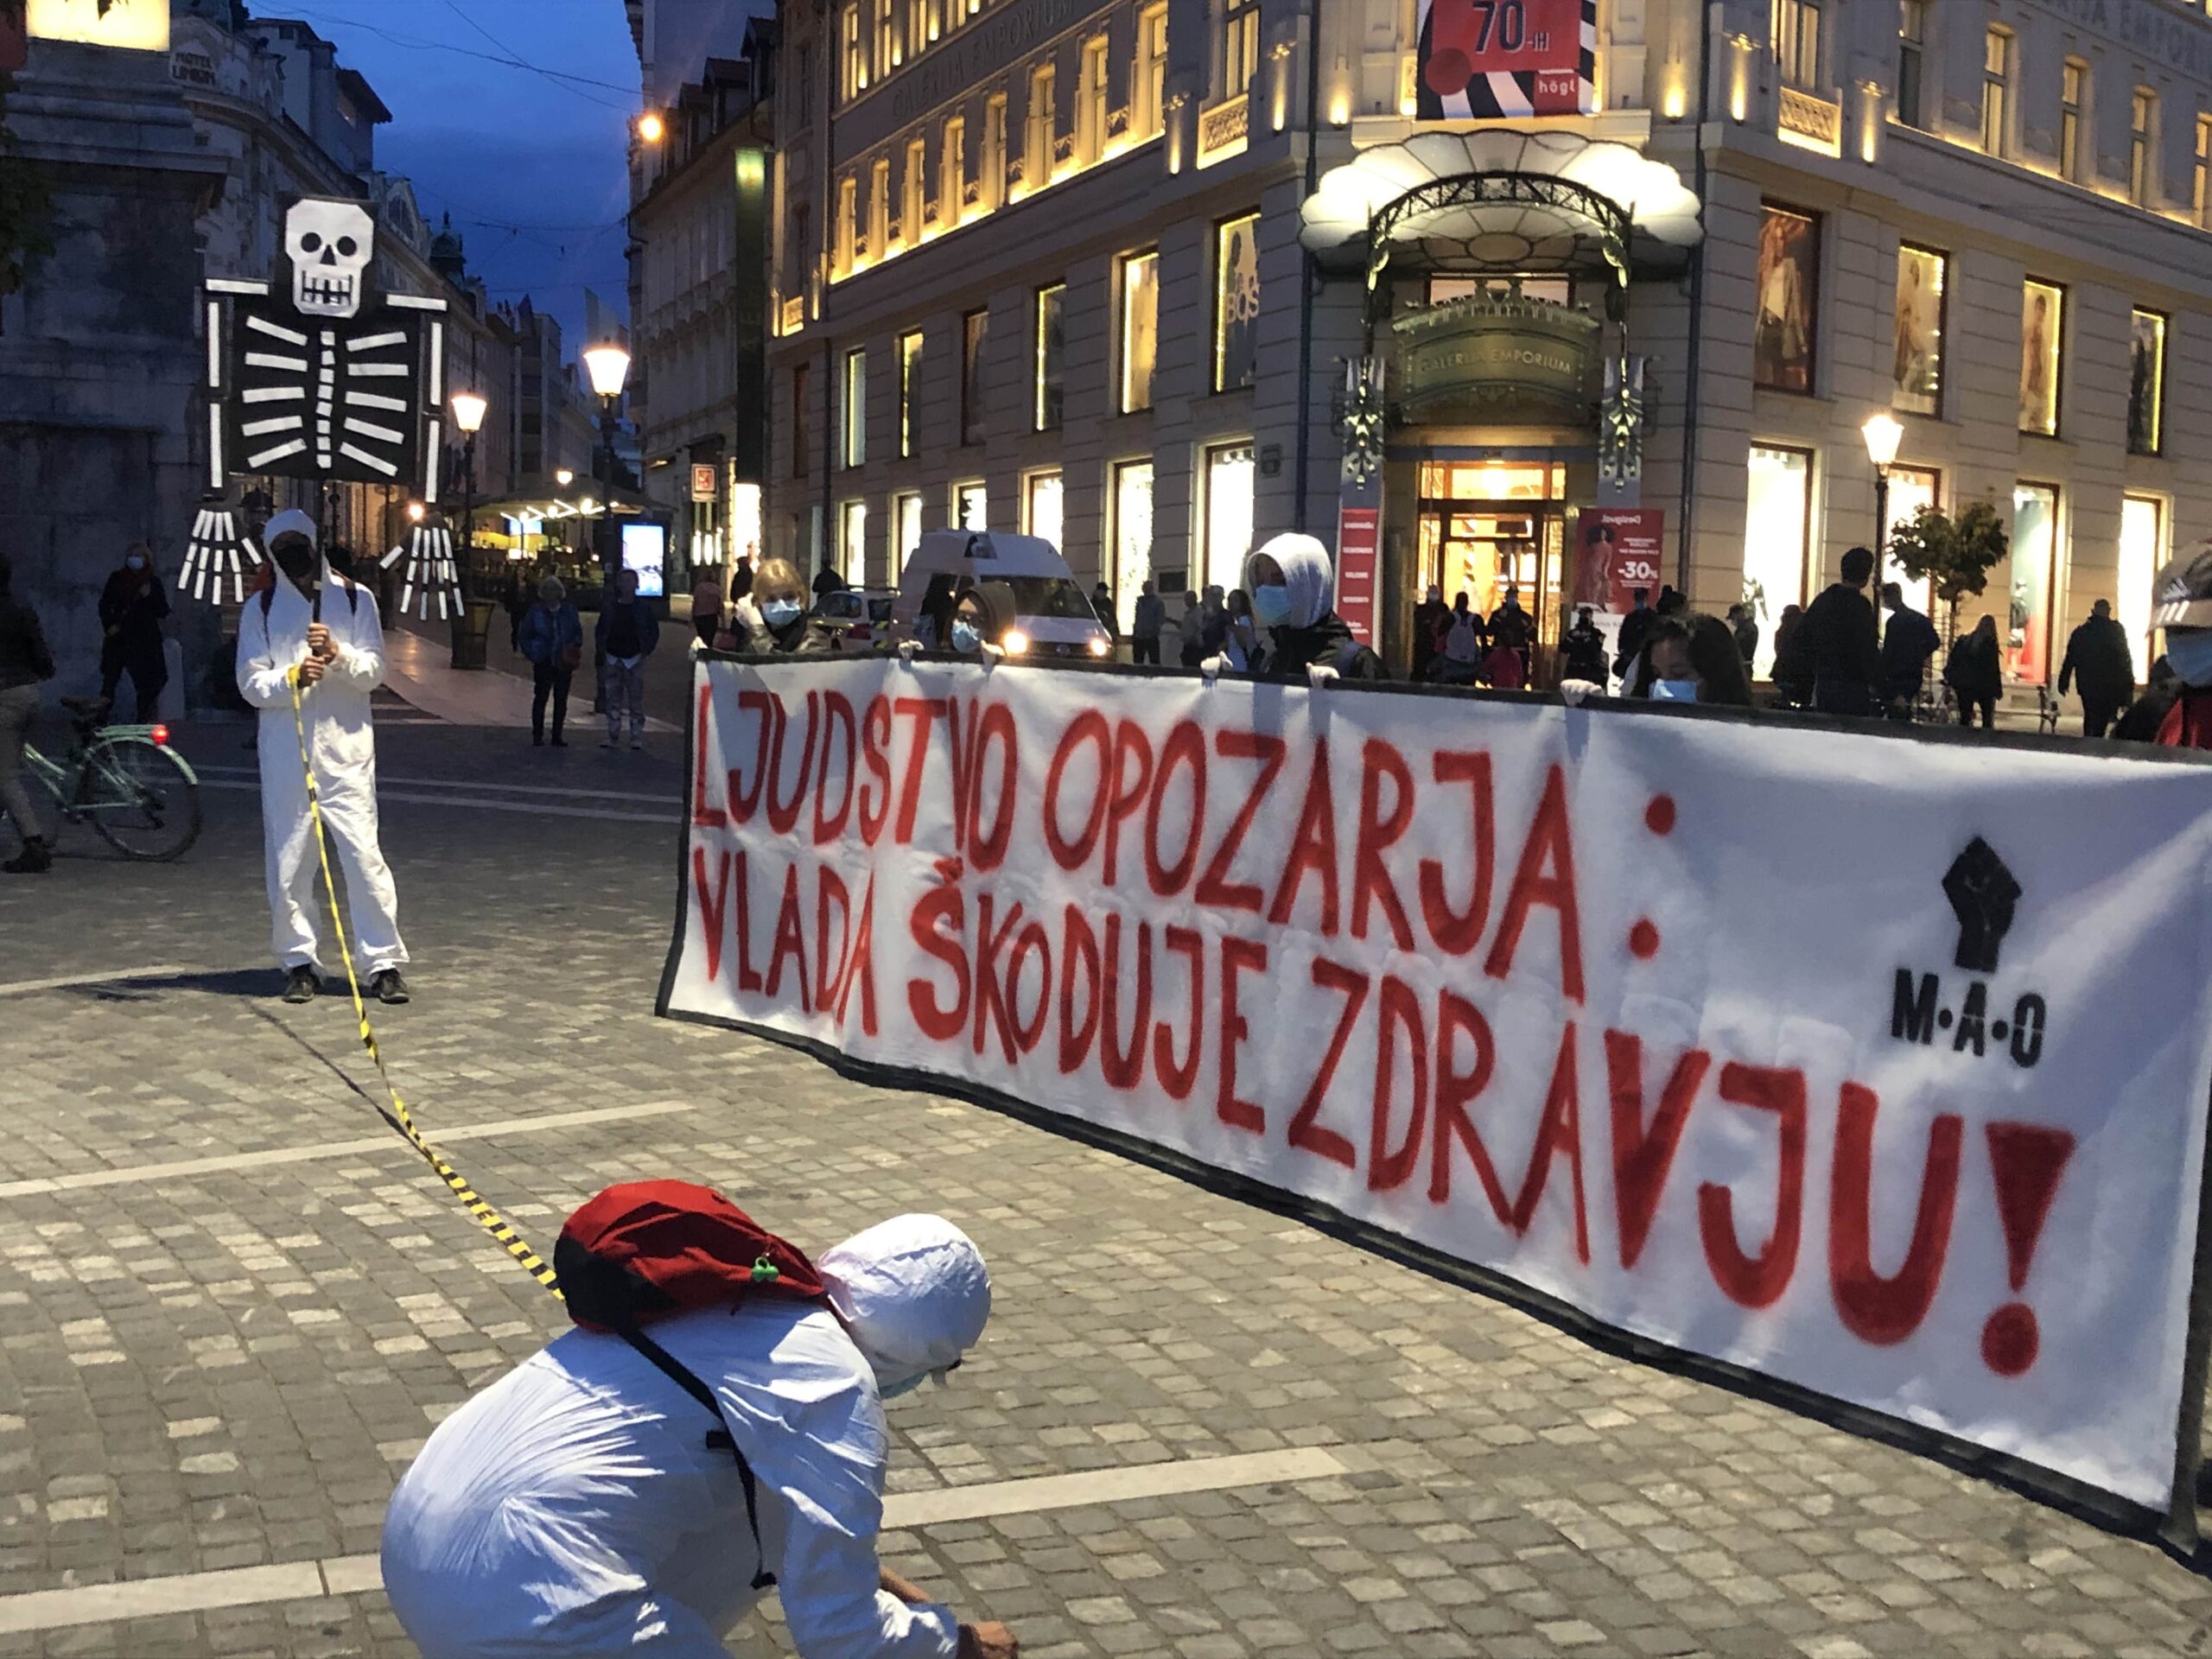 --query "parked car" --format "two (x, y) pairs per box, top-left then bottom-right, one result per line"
(815, 586), (897, 650)
(887, 531), (1113, 661)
